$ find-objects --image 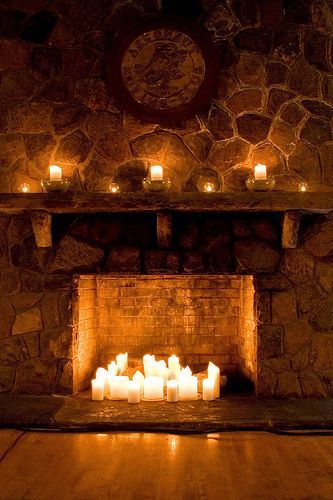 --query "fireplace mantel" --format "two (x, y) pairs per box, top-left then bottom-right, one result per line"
(0, 192), (333, 214)
(1, 192), (332, 250)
